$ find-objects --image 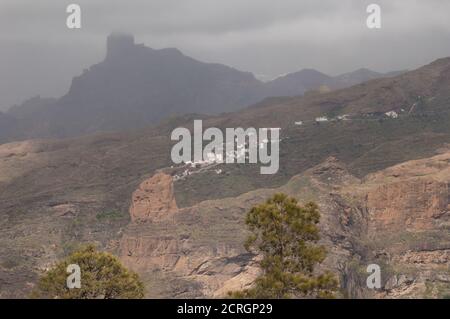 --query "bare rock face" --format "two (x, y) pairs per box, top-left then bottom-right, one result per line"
(129, 172), (178, 222)
(343, 152), (450, 298)
(366, 180), (448, 233)
(362, 152), (450, 235)
(119, 164), (356, 298)
(118, 154), (450, 298)
(120, 172), (260, 297)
